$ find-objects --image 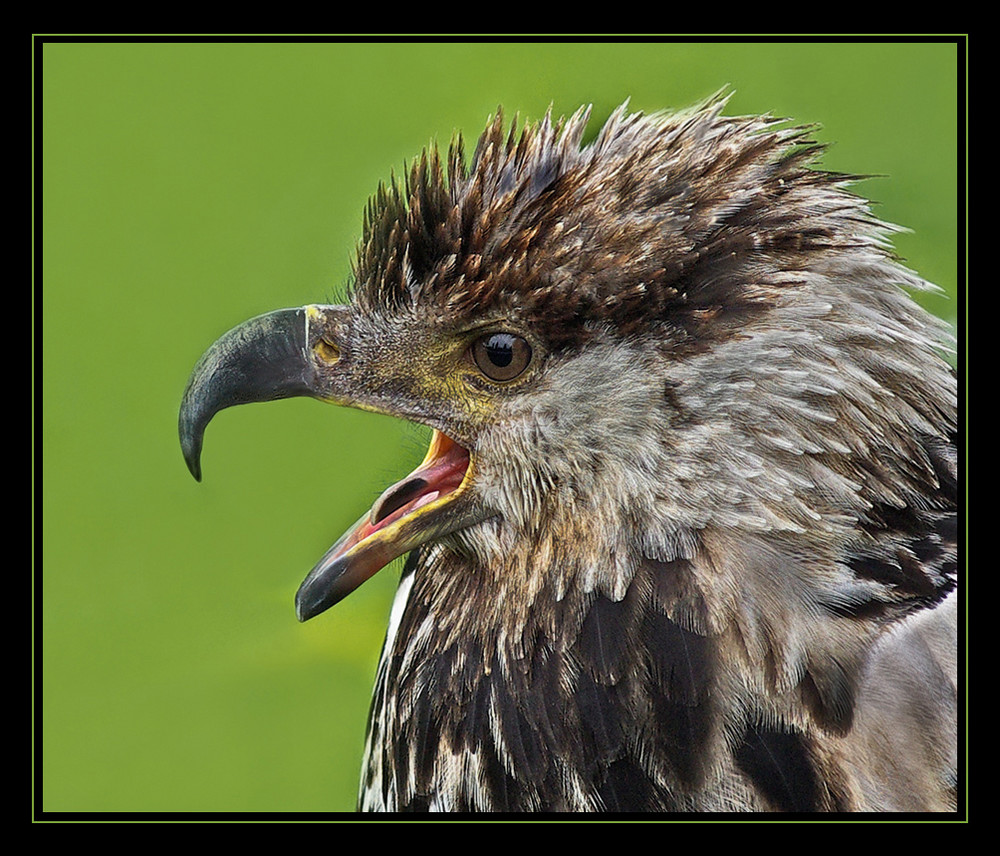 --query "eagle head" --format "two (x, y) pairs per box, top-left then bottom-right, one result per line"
(179, 98), (958, 812)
